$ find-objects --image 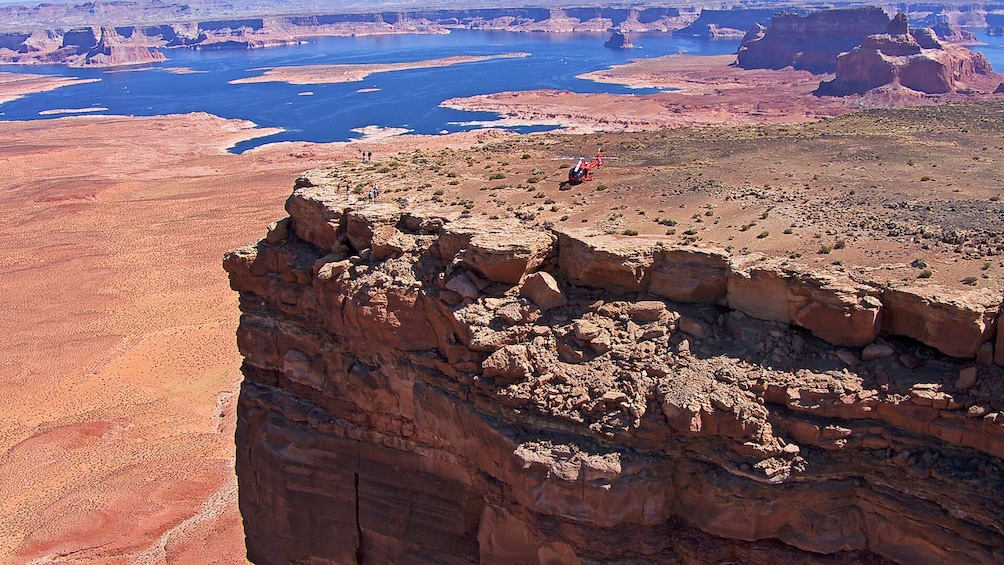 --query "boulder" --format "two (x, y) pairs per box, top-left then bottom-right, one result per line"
(882, 285), (999, 358)
(482, 344), (533, 382)
(463, 229), (555, 285)
(519, 271), (567, 310)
